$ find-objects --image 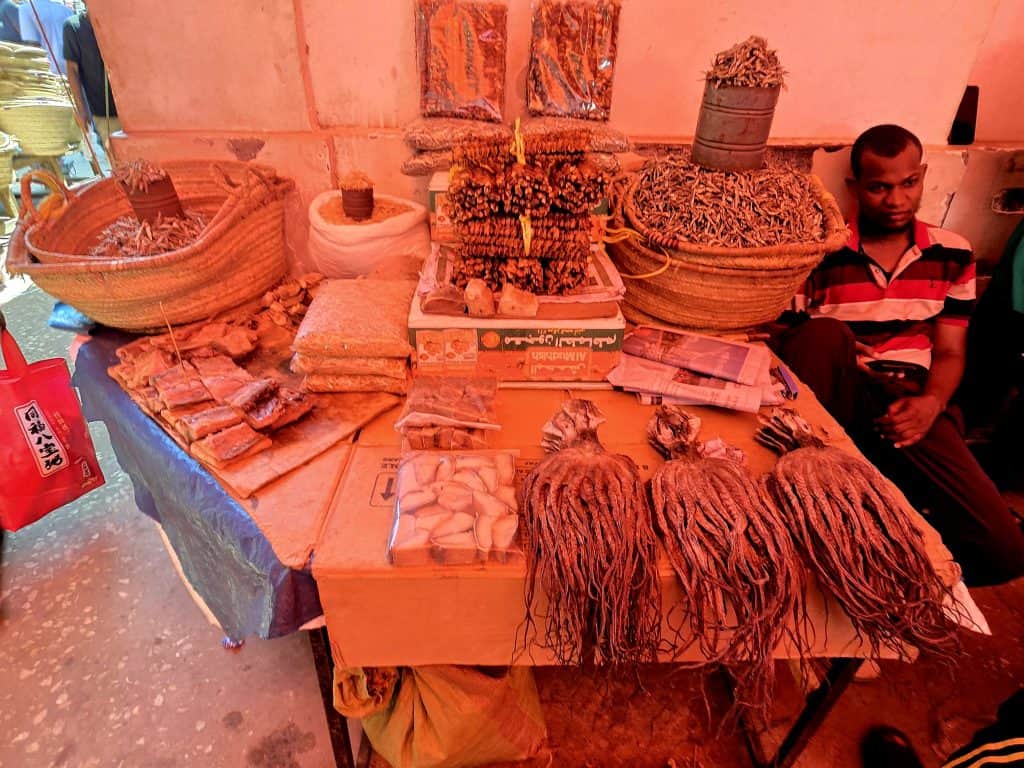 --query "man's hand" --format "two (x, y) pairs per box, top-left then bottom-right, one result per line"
(875, 395), (943, 448)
